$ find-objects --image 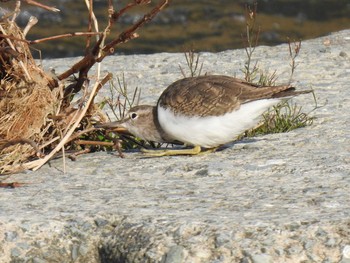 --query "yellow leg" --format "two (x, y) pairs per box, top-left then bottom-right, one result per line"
(141, 145), (202, 157)
(198, 147), (218, 155)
